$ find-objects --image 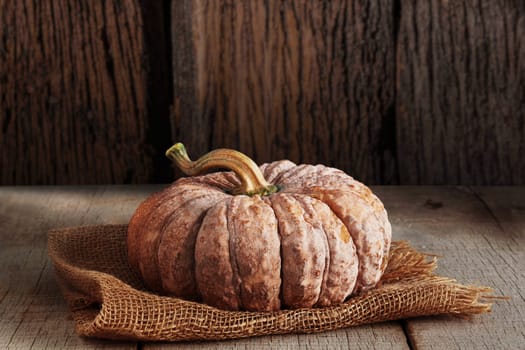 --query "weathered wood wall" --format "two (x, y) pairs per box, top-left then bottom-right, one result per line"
(171, 0), (397, 184)
(396, 0), (525, 184)
(1, 0), (524, 185)
(0, 0), (173, 185)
